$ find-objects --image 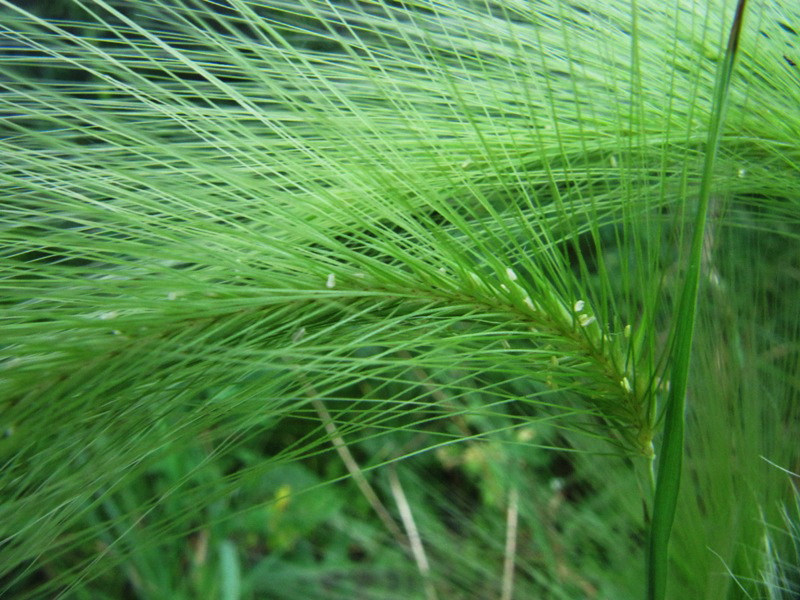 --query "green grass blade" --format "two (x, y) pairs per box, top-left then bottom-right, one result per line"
(647, 2), (749, 599)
